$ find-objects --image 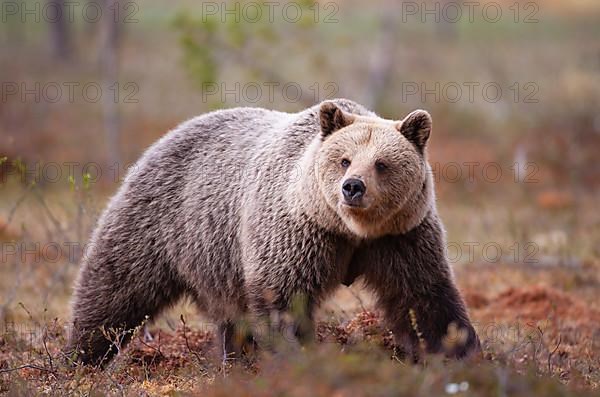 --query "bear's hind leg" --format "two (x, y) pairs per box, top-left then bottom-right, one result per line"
(67, 257), (184, 367)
